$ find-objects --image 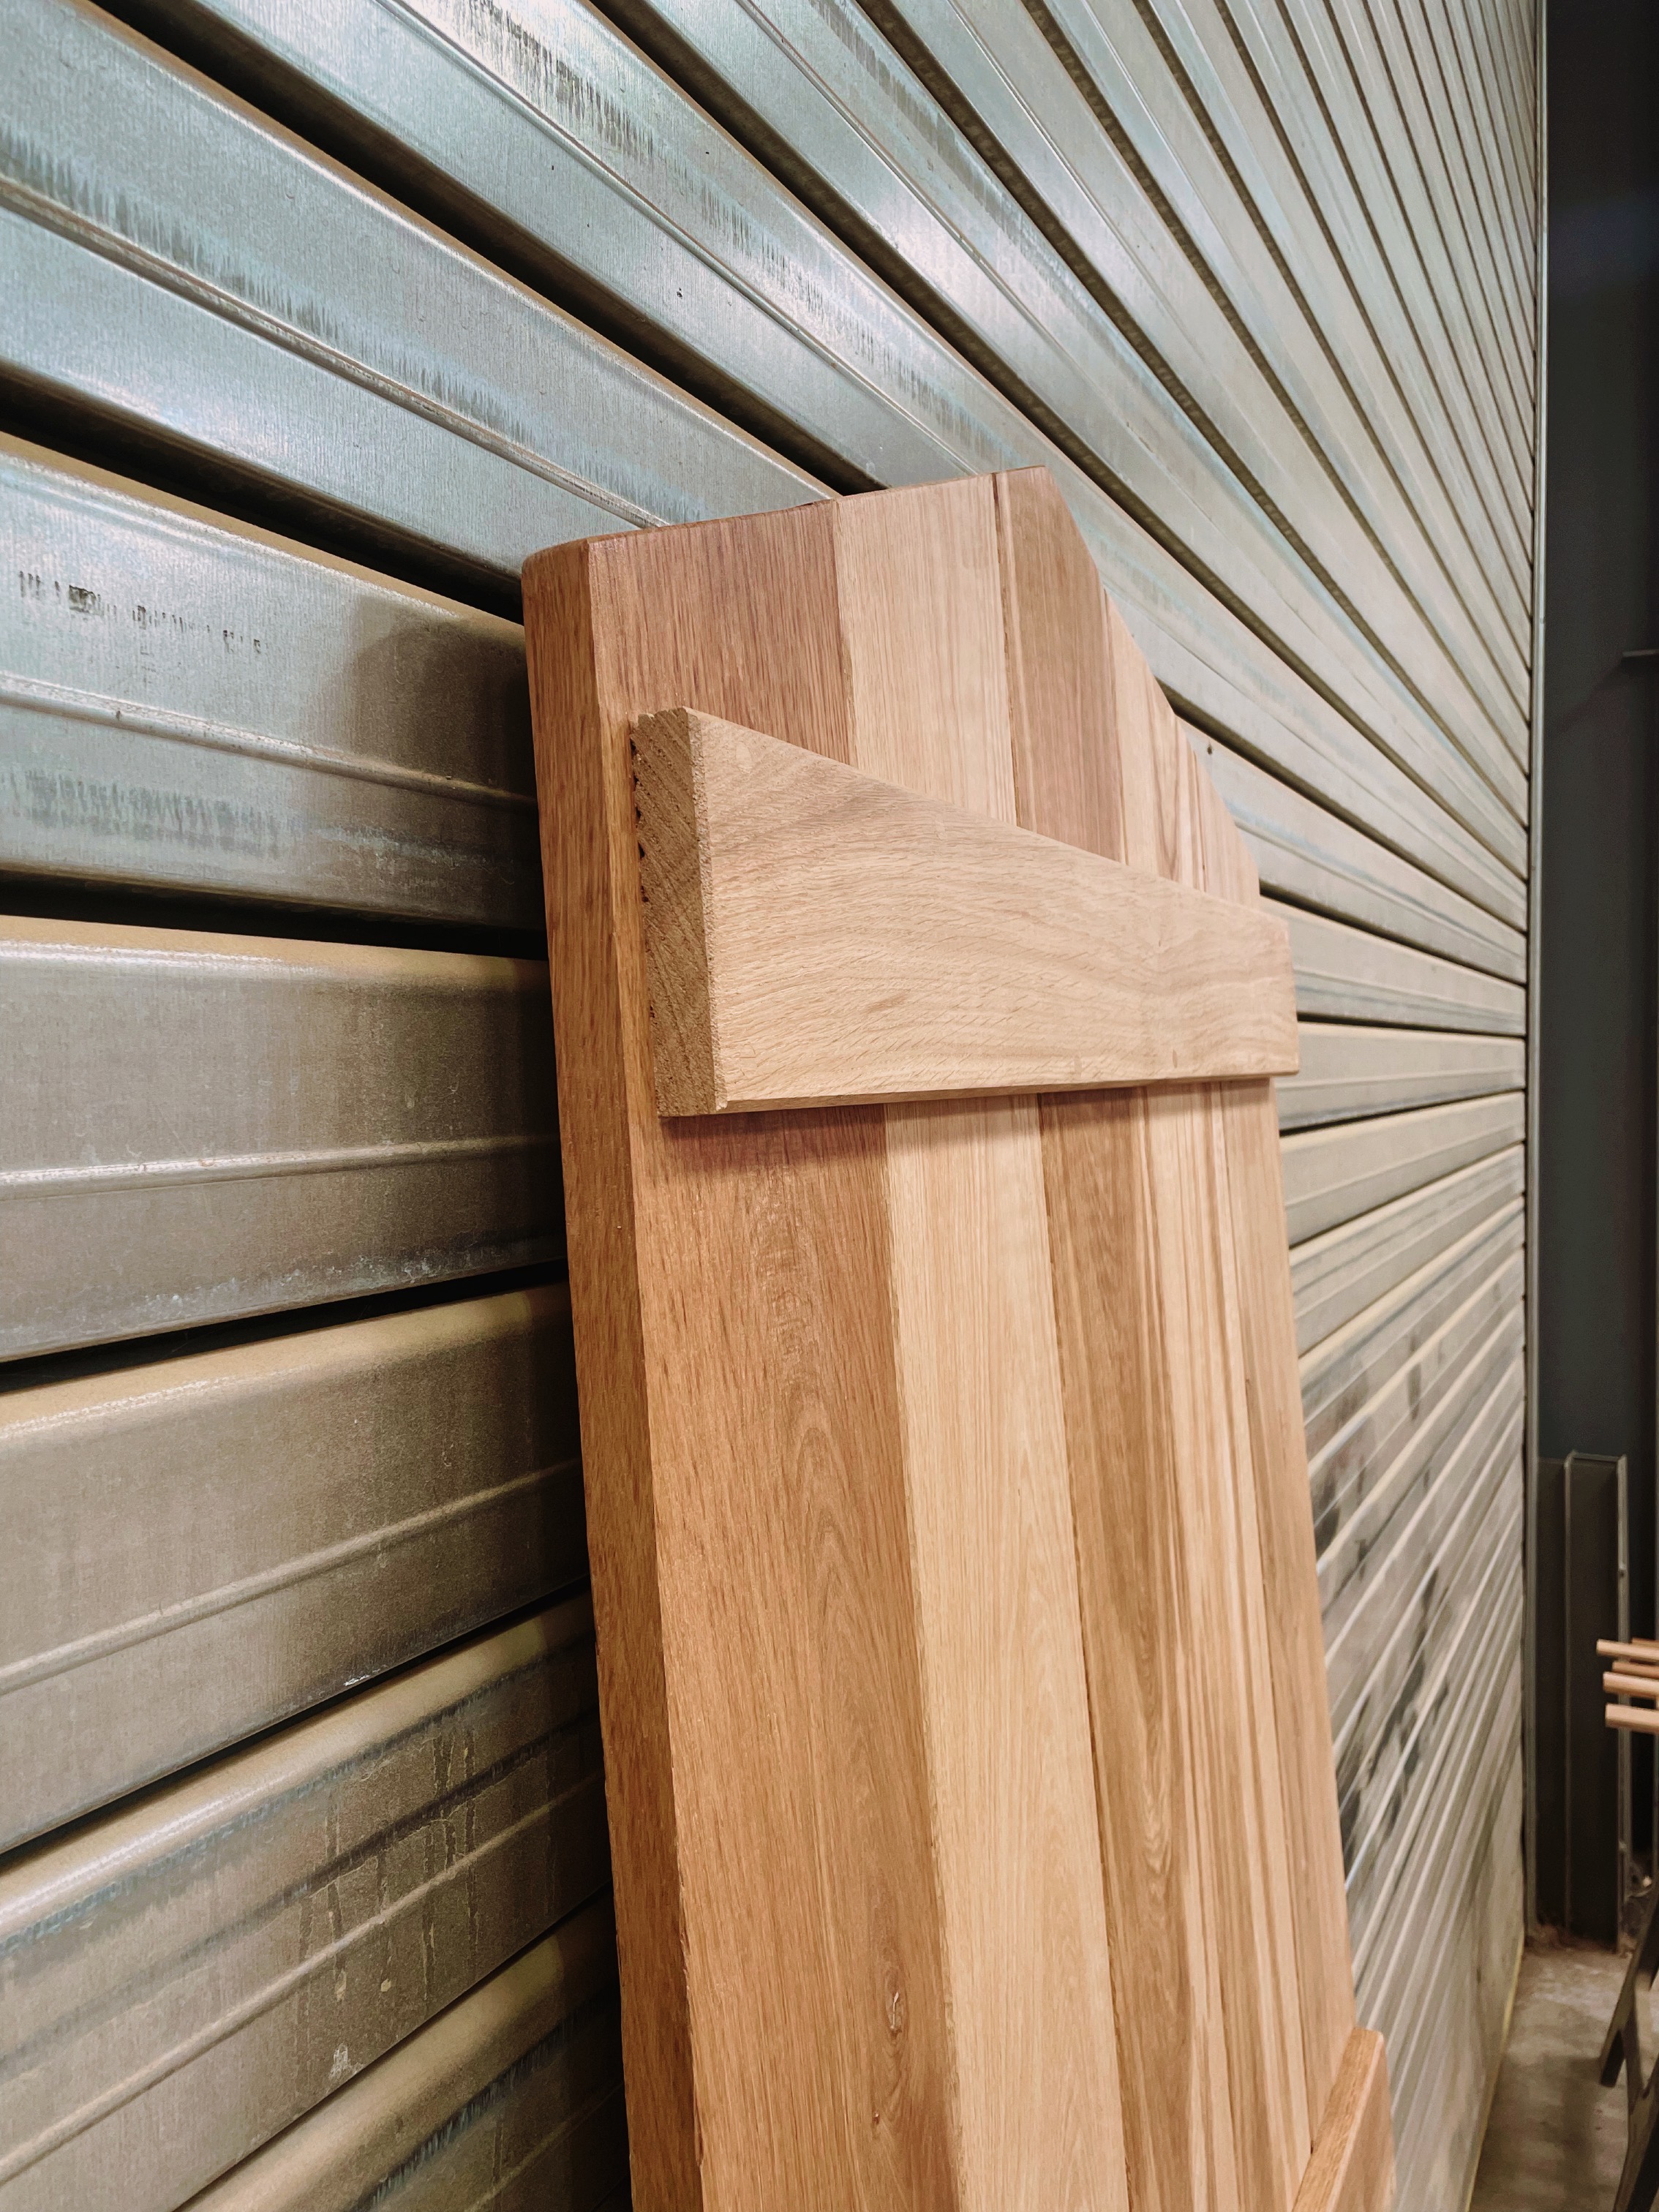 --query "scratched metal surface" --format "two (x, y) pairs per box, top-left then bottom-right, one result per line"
(182, 1899), (625, 2212)
(1291, 1148), (1525, 1355)
(0, 1601), (609, 2212)
(0, 0), (824, 579)
(0, 436), (541, 922)
(2, 0), (1540, 2196)
(1, 0), (1532, 906)
(1278, 1025), (1524, 1129)
(114, 0), (1527, 829)
(0, 1285), (584, 1851)
(0, 916), (560, 1356)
